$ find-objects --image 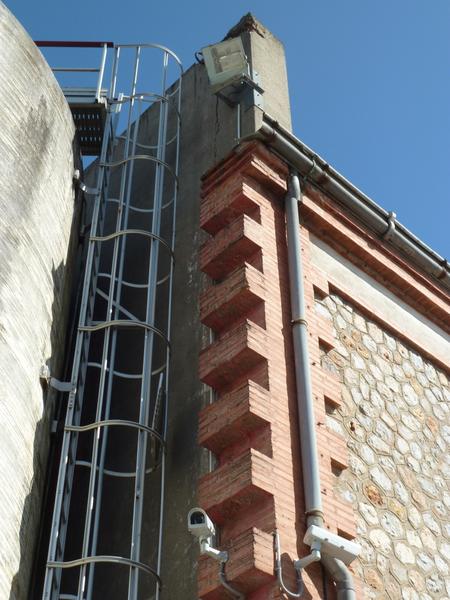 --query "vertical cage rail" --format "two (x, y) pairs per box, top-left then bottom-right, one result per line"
(154, 54), (182, 600)
(128, 50), (170, 600)
(42, 43), (182, 600)
(43, 106), (118, 599)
